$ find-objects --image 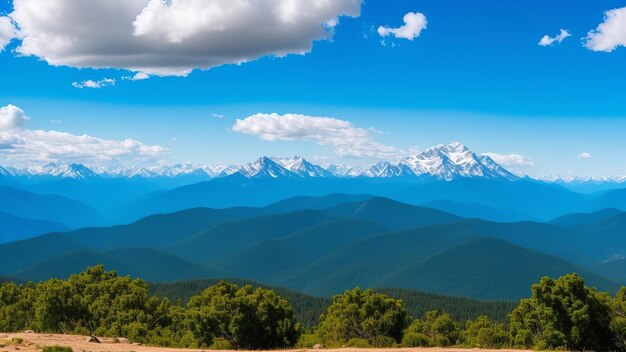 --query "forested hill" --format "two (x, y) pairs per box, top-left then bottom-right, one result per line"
(149, 278), (516, 326)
